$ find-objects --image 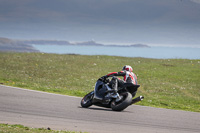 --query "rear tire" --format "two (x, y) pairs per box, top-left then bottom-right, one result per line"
(111, 92), (132, 111)
(81, 91), (94, 108)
